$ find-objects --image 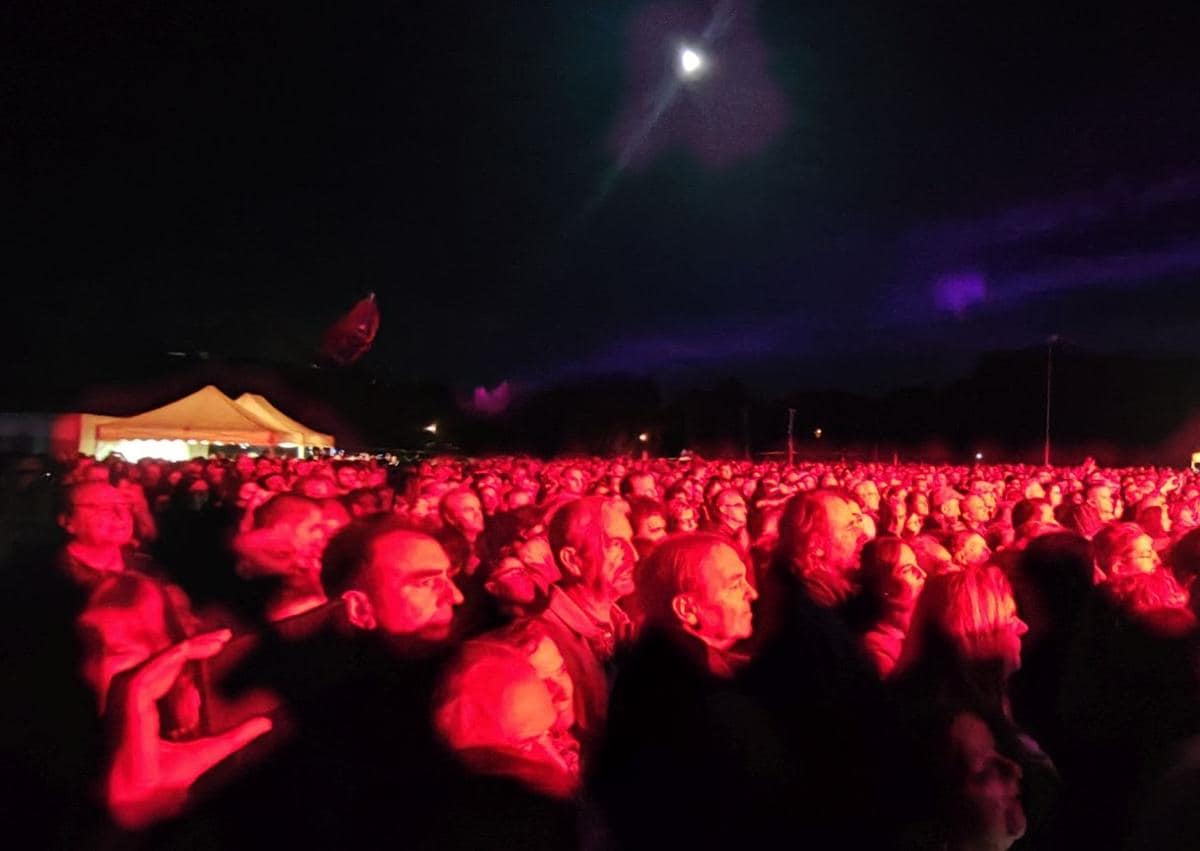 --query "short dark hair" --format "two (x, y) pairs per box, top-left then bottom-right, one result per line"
(322, 516), (426, 597)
